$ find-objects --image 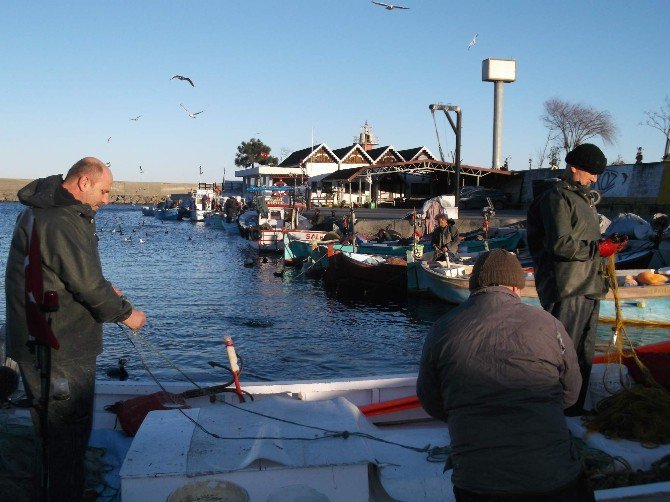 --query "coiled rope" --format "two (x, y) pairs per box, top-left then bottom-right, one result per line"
(582, 256), (670, 445)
